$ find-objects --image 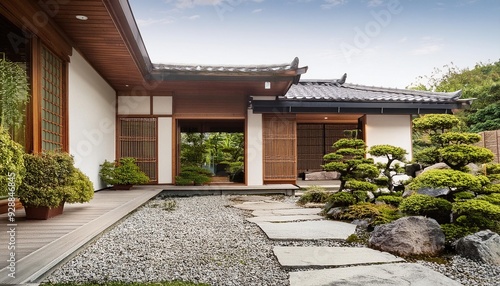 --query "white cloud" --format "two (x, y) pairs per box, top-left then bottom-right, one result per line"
(174, 0), (224, 9)
(136, 17), (175, 27)
(321, 0), (348, 9)
(398, 36), (407, 43)
(186, 14), (201, 20)
(367, 0), (384, 7)
(252, 8), (263, 13)
(410, 37), (444, 55)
